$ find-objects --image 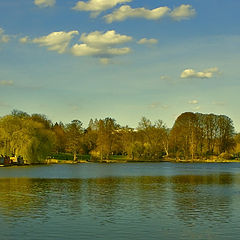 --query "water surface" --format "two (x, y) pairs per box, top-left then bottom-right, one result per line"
(0, 163), (240, 239)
